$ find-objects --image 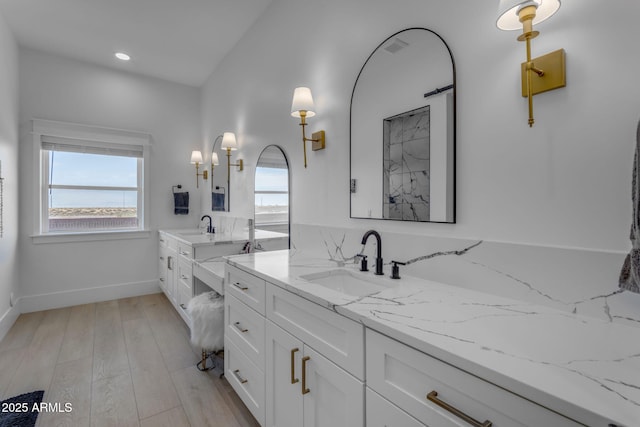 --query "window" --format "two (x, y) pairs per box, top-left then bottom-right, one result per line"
(33, 120), (150, 236)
